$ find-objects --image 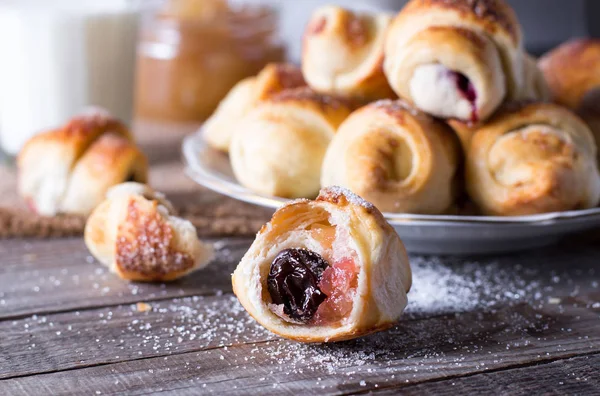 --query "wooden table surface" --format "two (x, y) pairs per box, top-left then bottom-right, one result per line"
(1, 234), (599, 395)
